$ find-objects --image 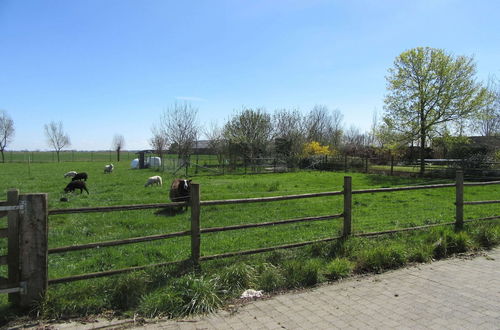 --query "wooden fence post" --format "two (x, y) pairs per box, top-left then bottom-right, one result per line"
(190, 183), (201, 268)
(18, 193), (48, 308)
(455, 170), (464, 230)
(7, 189), (20, 305)
(343, 176), (352, 237)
